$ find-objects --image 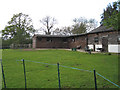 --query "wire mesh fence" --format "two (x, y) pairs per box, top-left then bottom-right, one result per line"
(1, 59), (120, 88)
